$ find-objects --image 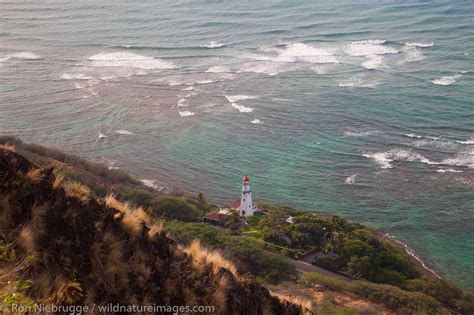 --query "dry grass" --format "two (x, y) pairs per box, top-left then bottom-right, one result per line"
(17, 225), (36, 255)
(105, 195), (150, 235)
(183, 240), (238, 277)
(269, 291), (313, 314)
(26, 168), (45, 183)
(147, 221), (164, 239)
(0, 143), (16, 152)
(63, 181), (91, 203)
(52, 174), (64, 190)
